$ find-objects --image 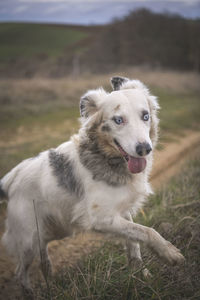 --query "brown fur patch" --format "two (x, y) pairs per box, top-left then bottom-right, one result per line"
(114, 104), (120, 111)
(92, 204), (99, 209)
(79, 112), (132, 186)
